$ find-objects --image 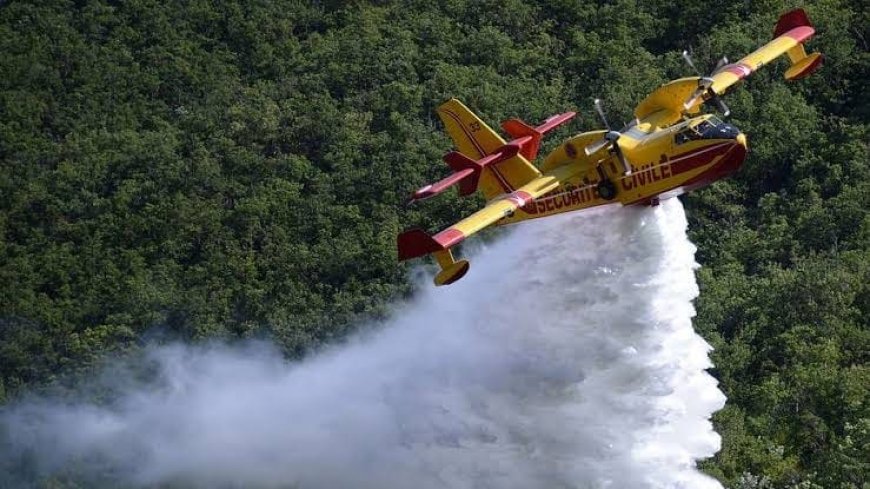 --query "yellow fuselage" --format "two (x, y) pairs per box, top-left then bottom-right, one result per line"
(500, 114), (748, 224)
